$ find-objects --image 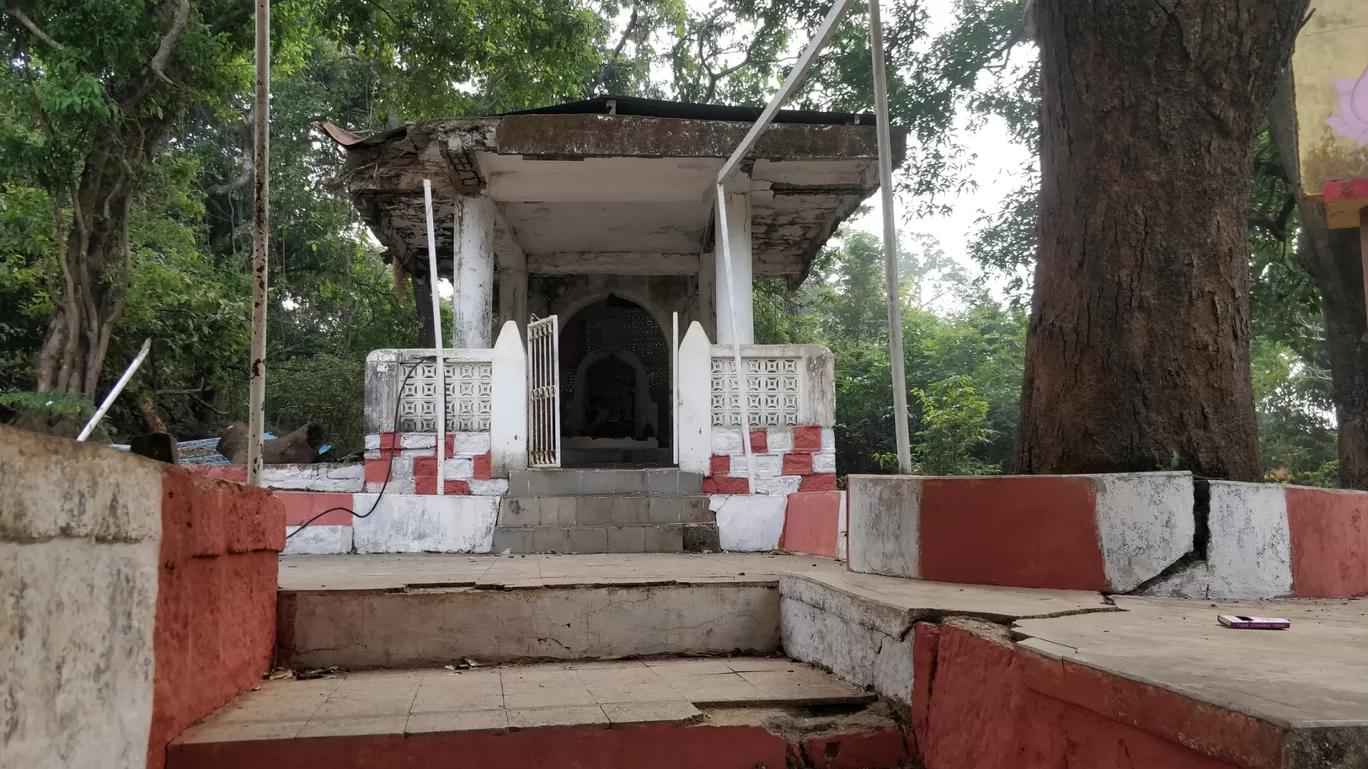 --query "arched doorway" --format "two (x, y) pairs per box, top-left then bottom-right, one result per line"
(558, 295), (671, 467)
